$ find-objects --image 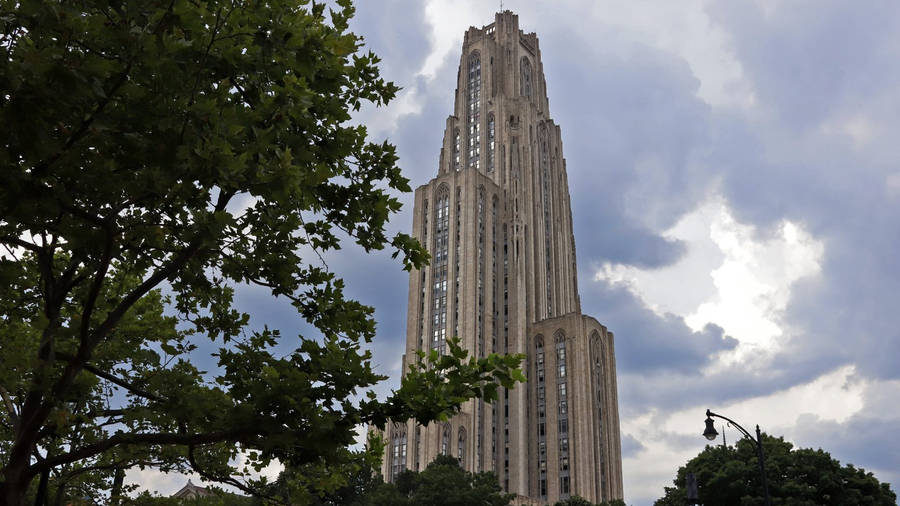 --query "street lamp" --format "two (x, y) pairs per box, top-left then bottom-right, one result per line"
(703, 409), (772, 506)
